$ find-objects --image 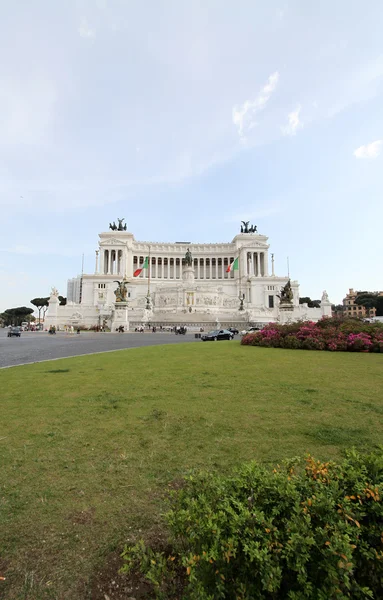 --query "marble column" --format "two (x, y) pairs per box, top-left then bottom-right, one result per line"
(95, 250), (99, 274)
(257, 253), (261, 277)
